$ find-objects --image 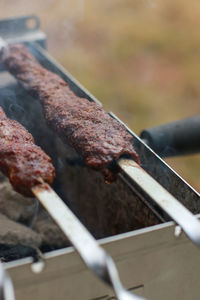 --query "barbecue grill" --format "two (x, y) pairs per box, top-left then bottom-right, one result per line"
(0, 15), (199, 300)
